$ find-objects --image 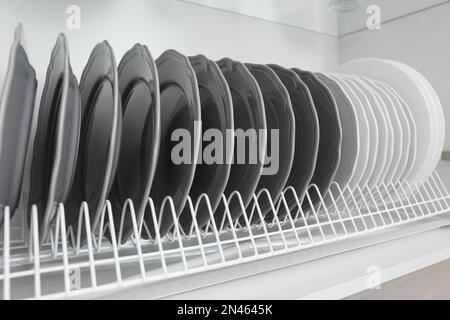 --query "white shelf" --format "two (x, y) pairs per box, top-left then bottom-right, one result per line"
(78, 216), (450, 299)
